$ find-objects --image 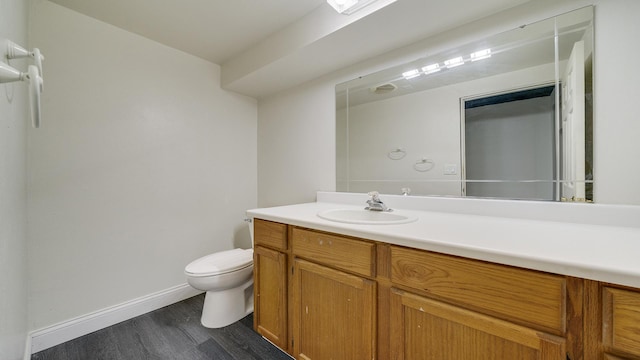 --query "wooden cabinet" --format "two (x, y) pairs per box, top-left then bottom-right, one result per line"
(253, 219), (289, 350)
(254, 218), (287, 250)
(290, 227), (377, 359)
(253, 246), (288, 349)
(602, 287), (640, 359)
(291, 259), (376, 360)
(390, 246), (567, 335)
(390, 288), (565, 360)
(389, 246), (567, 360)
(252, 219), (640, 360)
(291, 227), (375, 277)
